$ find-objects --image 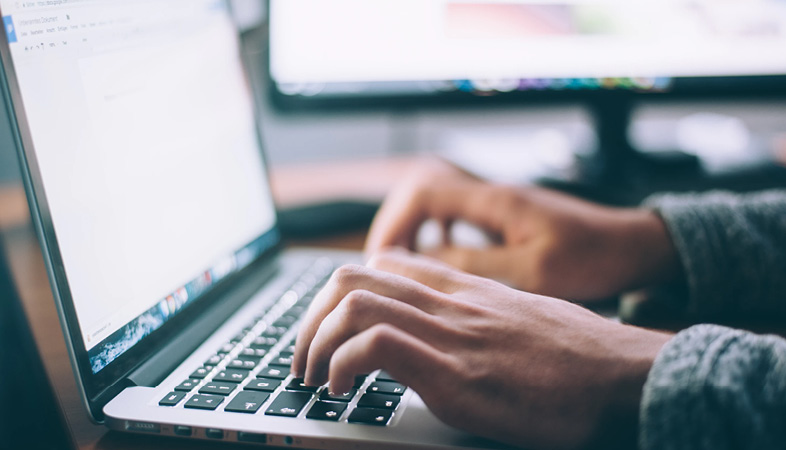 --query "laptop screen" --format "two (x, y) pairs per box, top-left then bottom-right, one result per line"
(0, 0), (278, 373)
